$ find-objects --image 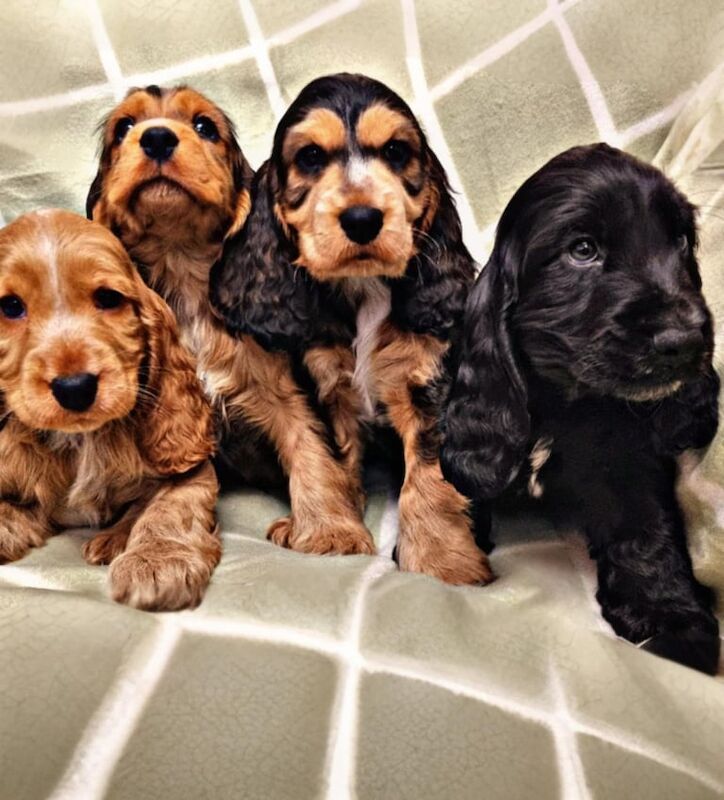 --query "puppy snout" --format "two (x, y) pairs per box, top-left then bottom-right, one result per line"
(50, 373), (99, 412)
(140, 127), (178, 163)
(652, 328), (704, 366)
(339, 205), (384, 245)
